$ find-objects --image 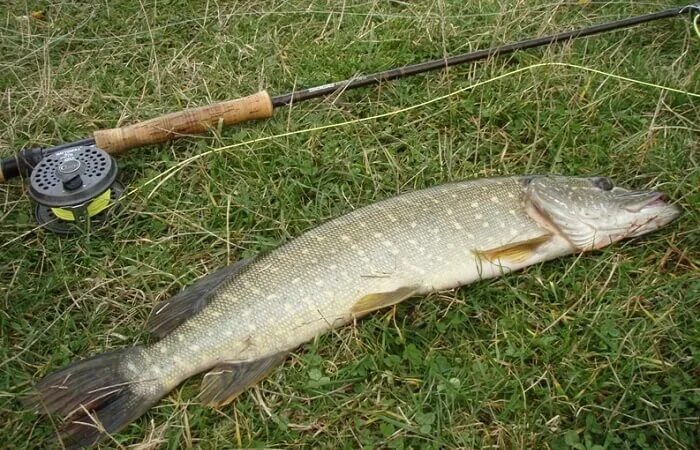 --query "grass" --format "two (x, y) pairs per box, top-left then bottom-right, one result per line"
(1, 0), (698, 448)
